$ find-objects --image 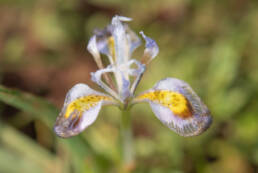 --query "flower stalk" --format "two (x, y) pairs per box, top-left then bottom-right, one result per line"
(120, 109), (134, 169)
